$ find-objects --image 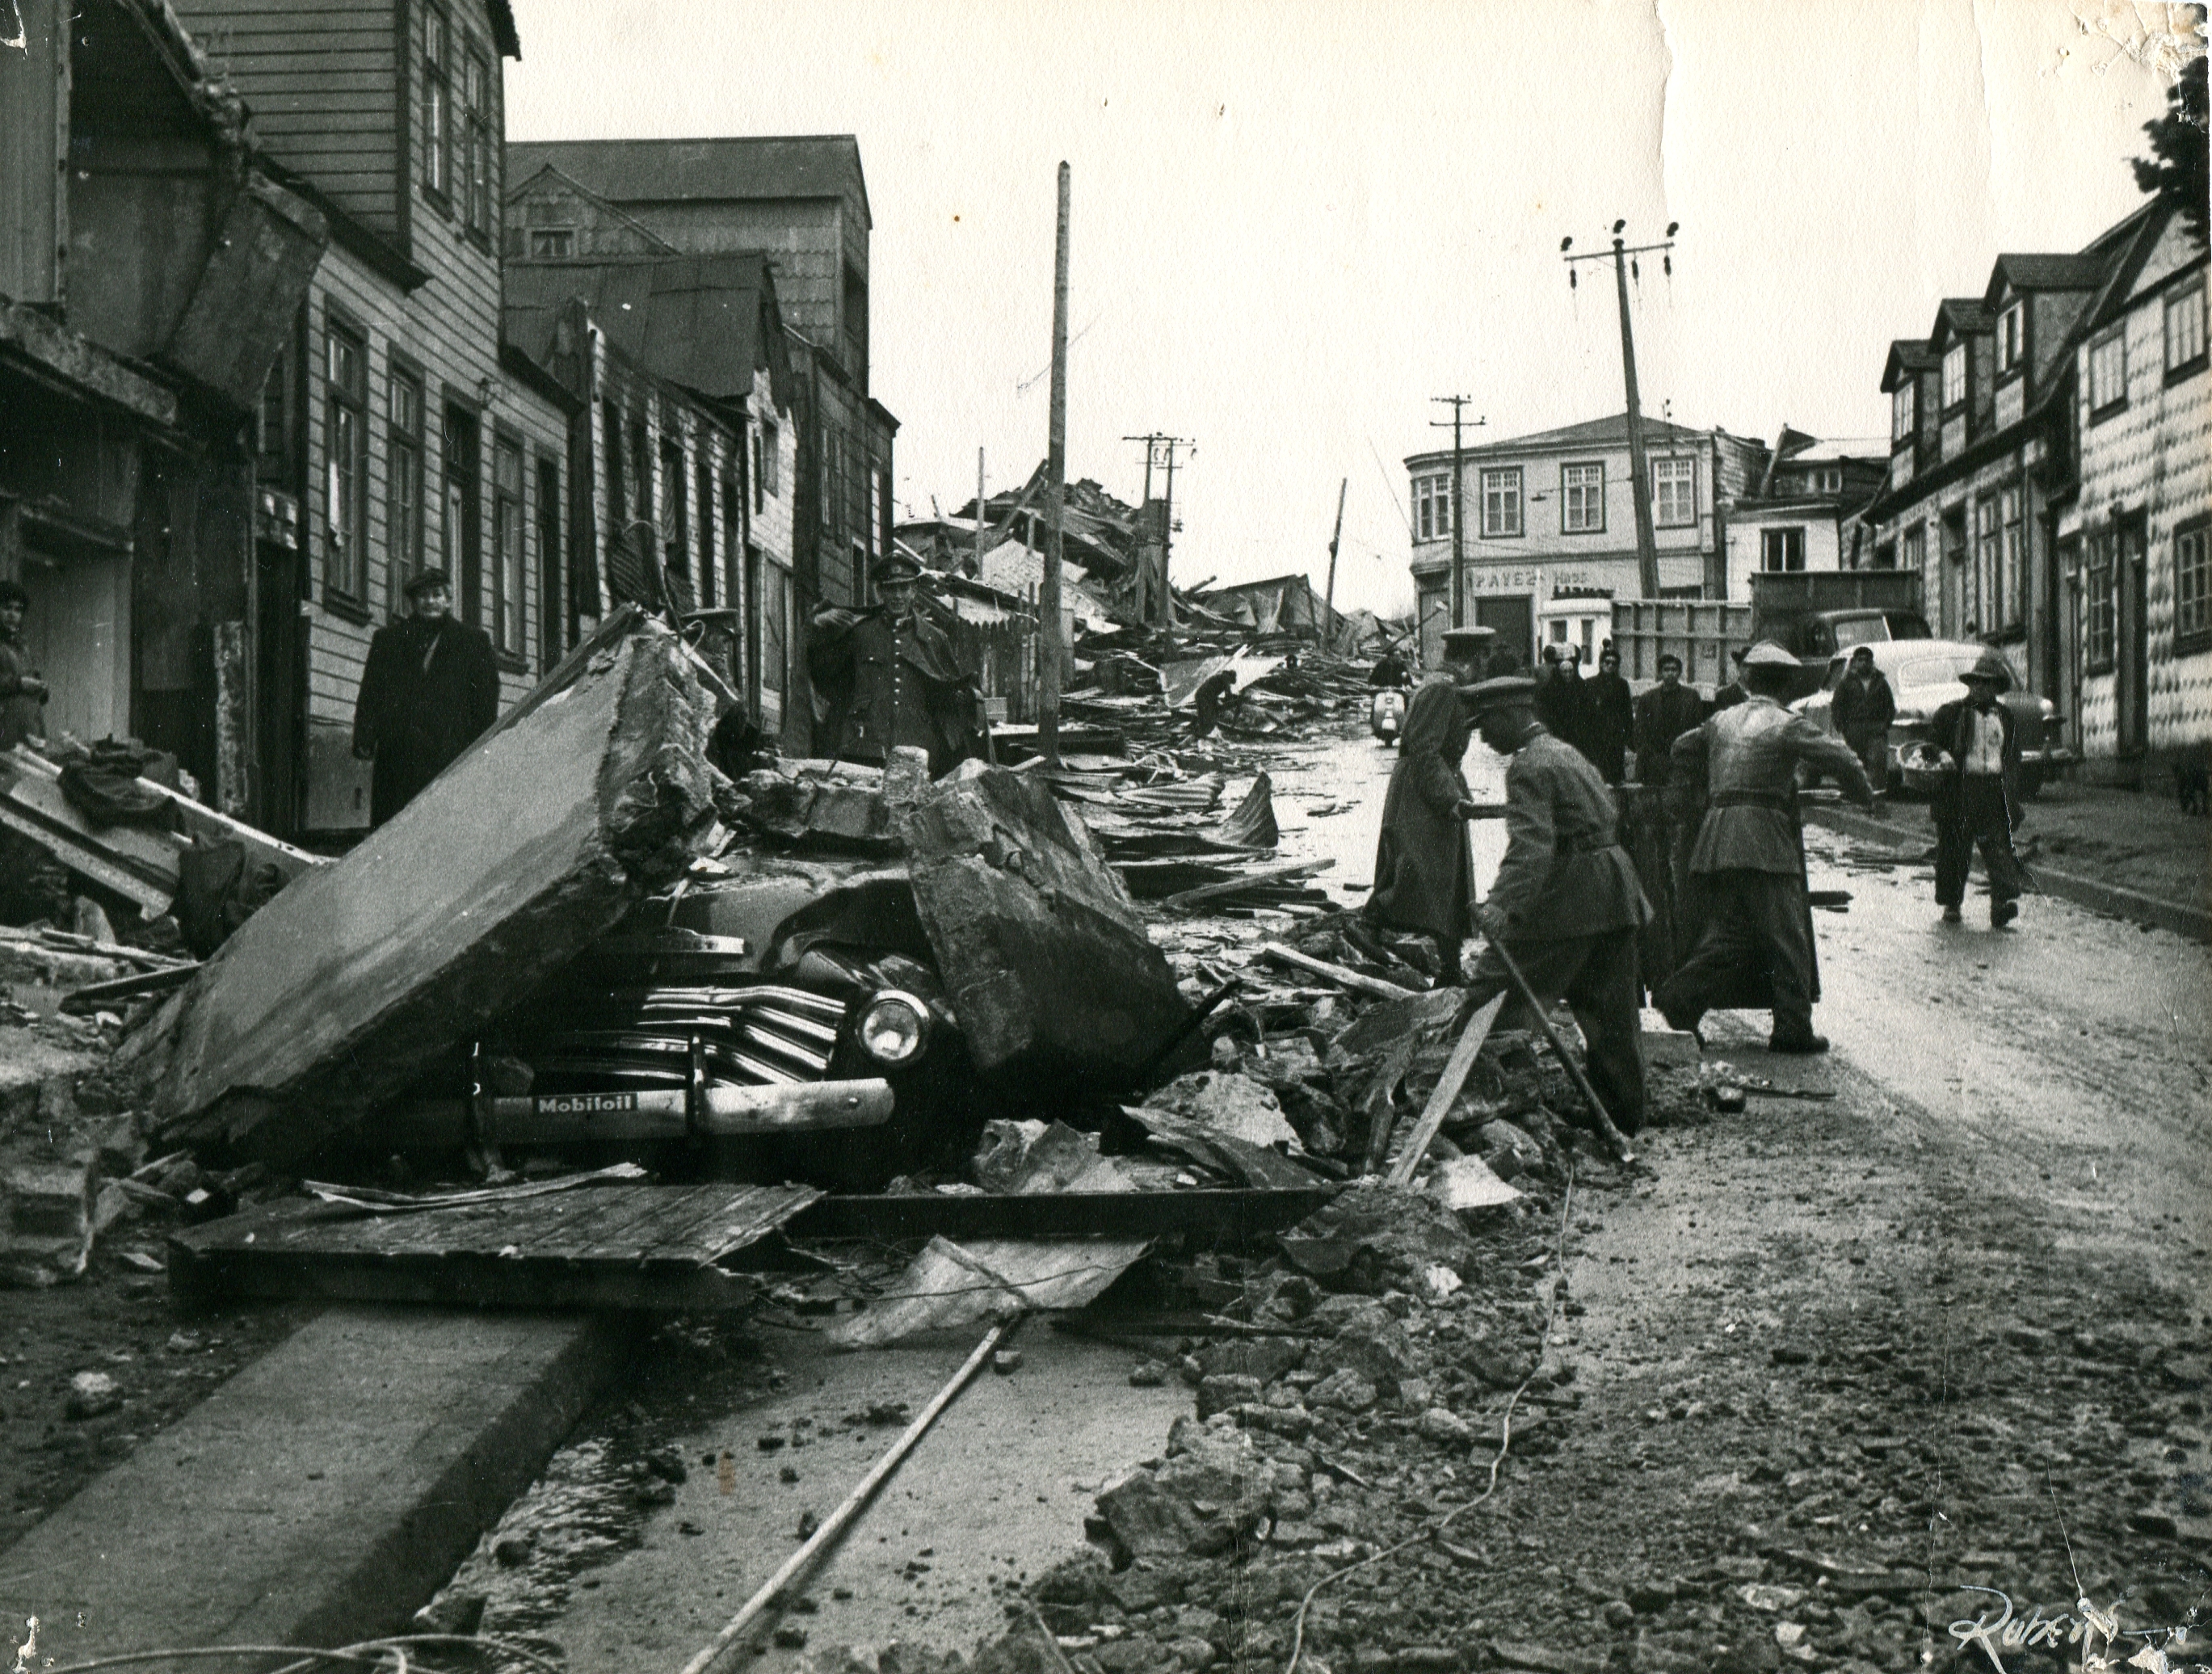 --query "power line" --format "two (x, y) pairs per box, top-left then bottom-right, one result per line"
(1430, 396), (1485, 628)
(1562, 220), (1678, 599)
